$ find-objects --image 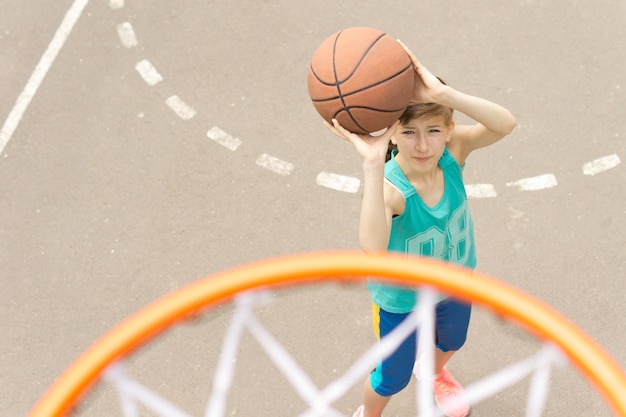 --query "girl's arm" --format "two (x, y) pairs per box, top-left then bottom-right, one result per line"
(359, 158), (393, 251)
(324, 120), (399, 252)
(439, 87), (517, 164)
